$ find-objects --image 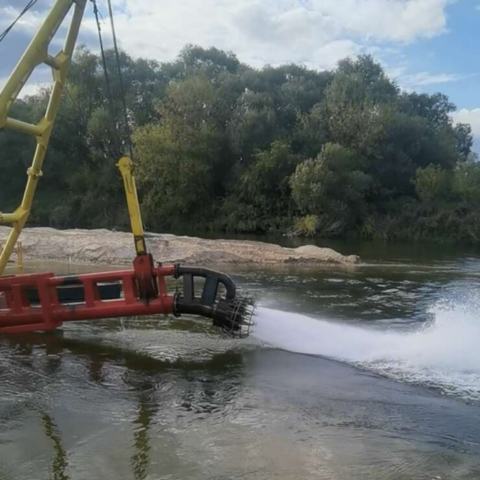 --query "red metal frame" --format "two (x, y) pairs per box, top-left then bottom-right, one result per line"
(0, 262), (175, 334)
